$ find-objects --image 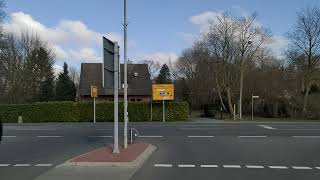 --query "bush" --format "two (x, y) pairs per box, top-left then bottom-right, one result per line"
(0, 101), (189, 123)
(203, 104), (218, 118)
